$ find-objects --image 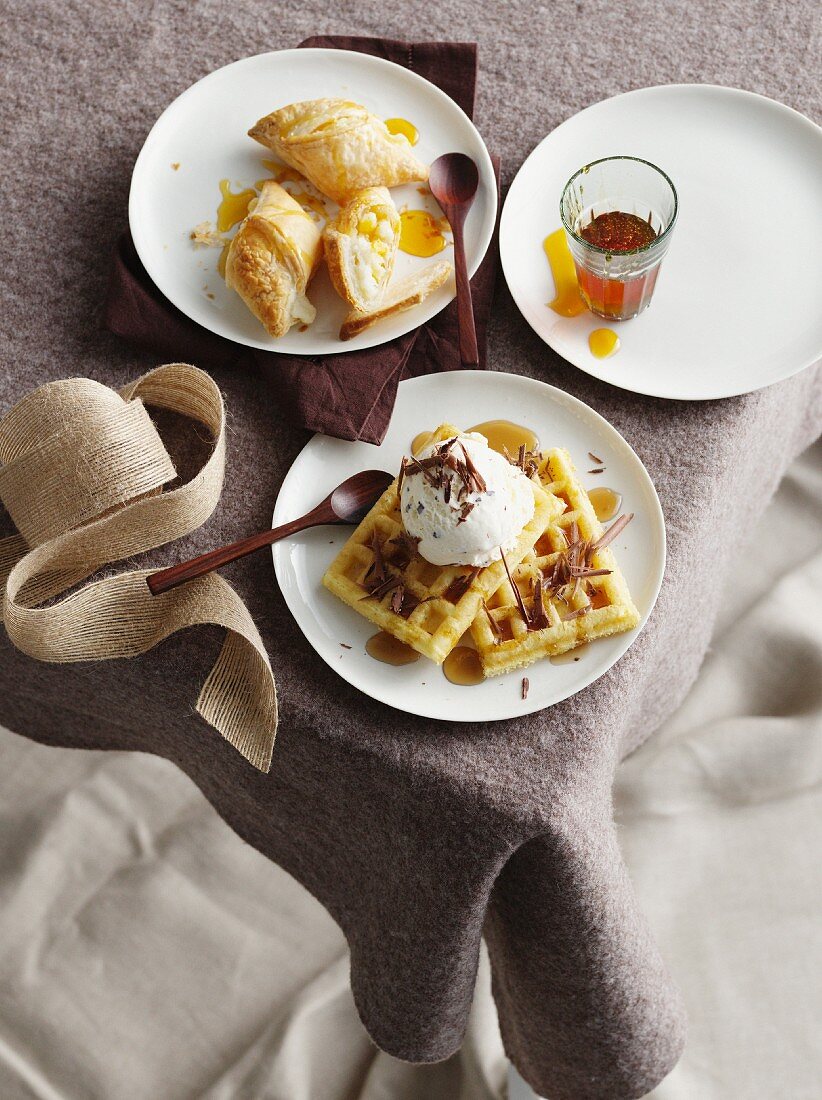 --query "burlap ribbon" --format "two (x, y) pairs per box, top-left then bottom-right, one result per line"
(0, 363), (276, 771)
